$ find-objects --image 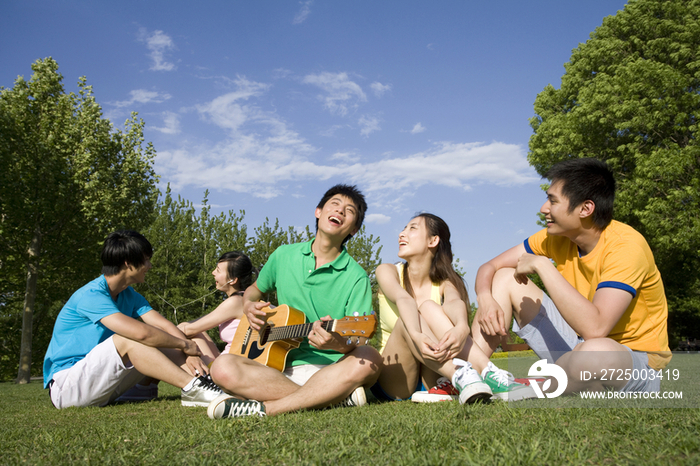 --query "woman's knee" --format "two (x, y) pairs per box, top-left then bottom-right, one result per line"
(418, 300), (443, 315)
